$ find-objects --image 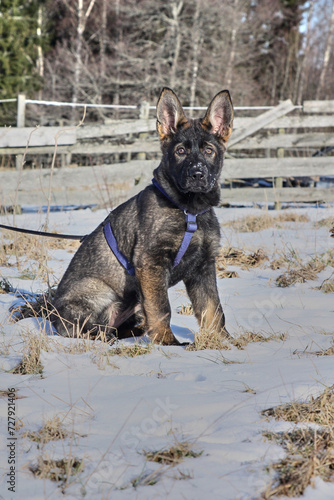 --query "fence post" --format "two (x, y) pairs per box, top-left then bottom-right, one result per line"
(274, 128), (284, 210)
(137, 101), (150, 160)
(16, 94), (26, 170)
